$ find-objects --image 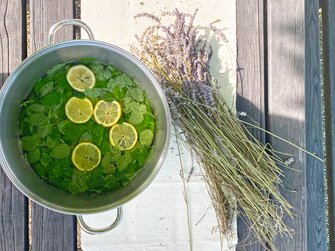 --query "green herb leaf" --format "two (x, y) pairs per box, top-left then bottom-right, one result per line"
(84, 88), (107, 99)
(68, 170), (90, 194)
(39, 82), (54, 96)
(37, 124), (52, 138)
(27, 104), (45, 114)
(47, 61), (69, 75)
(27, 148), (41, 164)
(101, 153), (117, 174)
(116, 153), (133, 170)
(125, 101), (146, 115)
(140, 129), (154, 146)
(50, 143), (70, 159)
(24, 112), (49, 127)
(91, 125), (105, 147)
(79, 132), (92, 142)
(21, 134), (40, 152)
(110, 147), (121, 161)
(127, 85), (144, 102)
(57, 120), (70, 134)
(129, 113), (144, 124)
(46, 137), (57, 148)
(40, 92), (62, 106)
(116, 74), (133, 88)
